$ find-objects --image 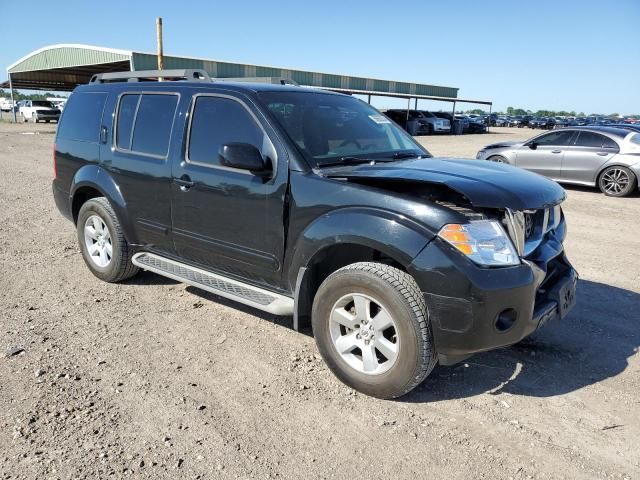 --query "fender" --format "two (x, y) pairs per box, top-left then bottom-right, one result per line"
(70, 164), (139, 244)
(286, 206), (435, 291)
(594, 162), (639, 186)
